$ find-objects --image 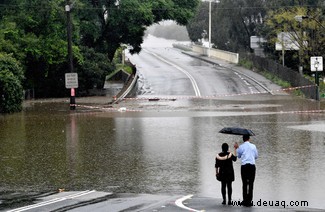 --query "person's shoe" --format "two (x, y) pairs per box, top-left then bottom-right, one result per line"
(228, 200), (232, 205)
(222, 200), (226, 205)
